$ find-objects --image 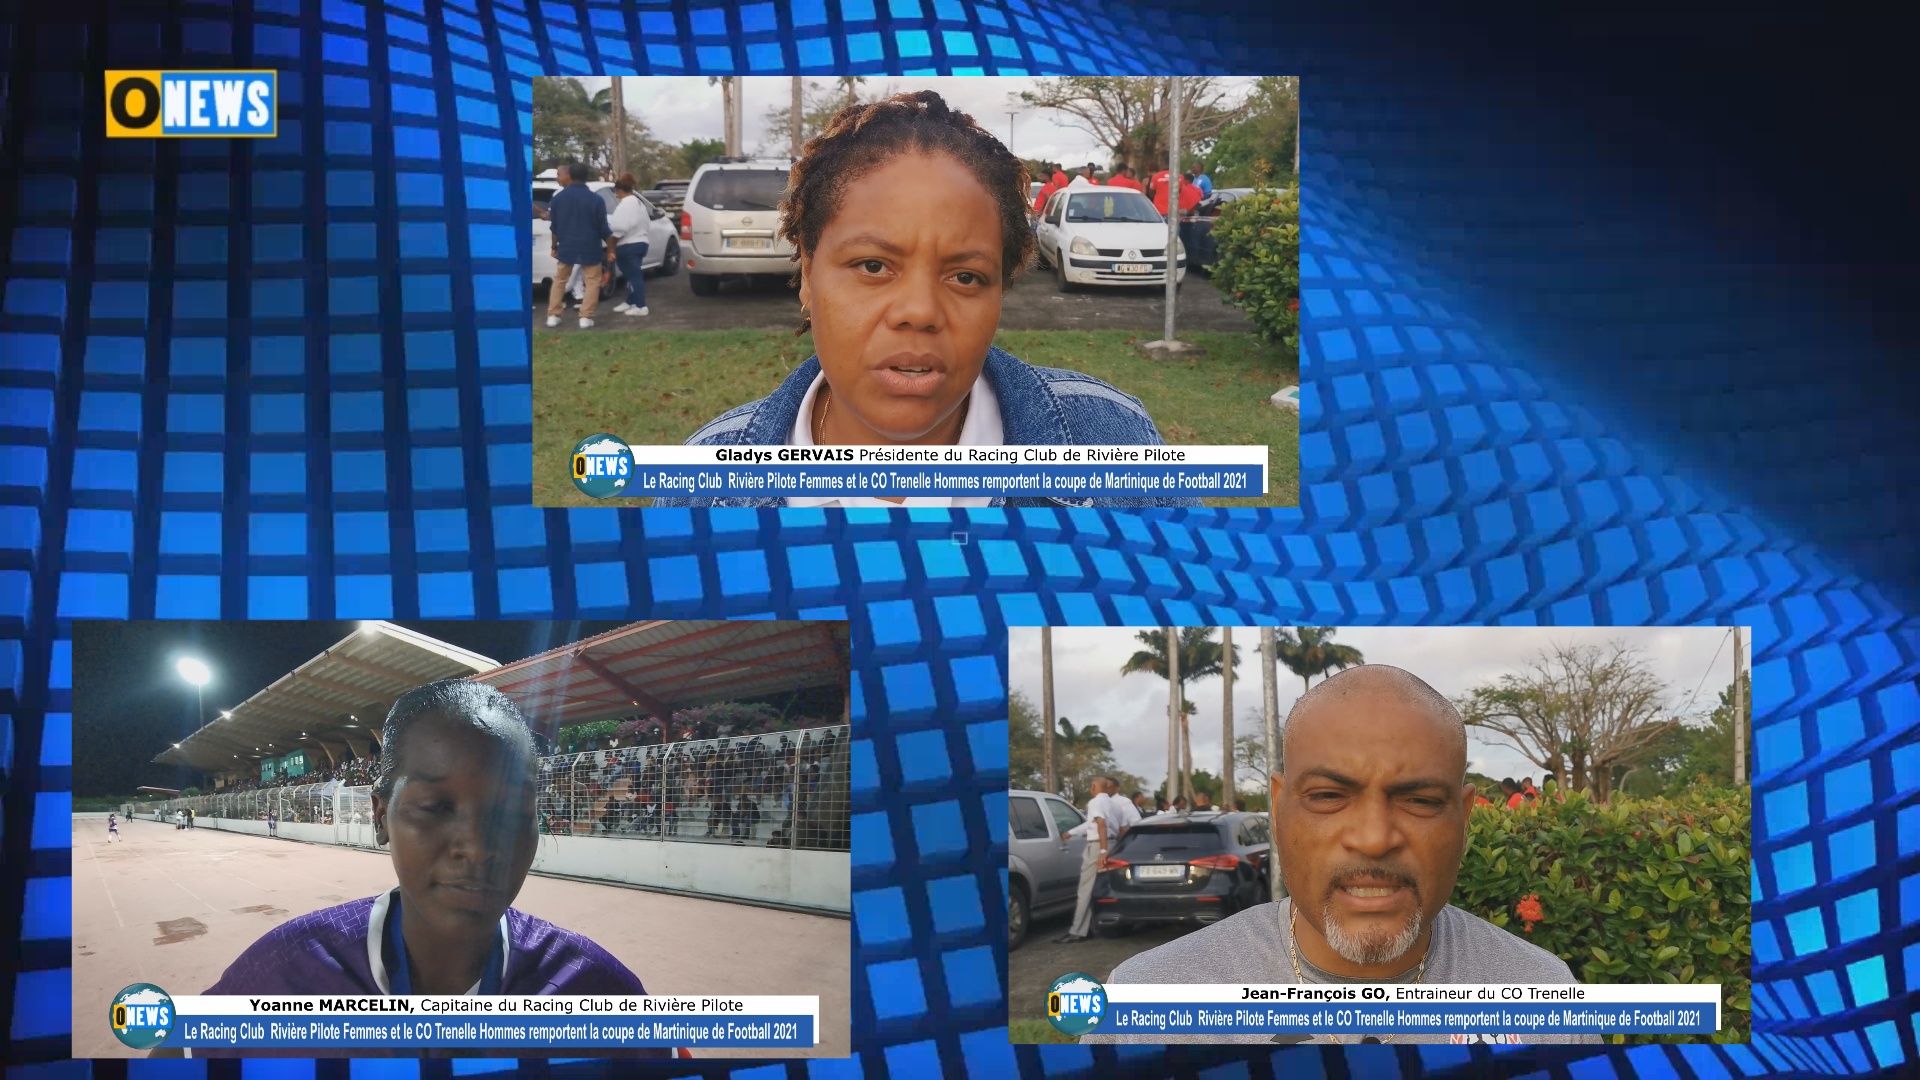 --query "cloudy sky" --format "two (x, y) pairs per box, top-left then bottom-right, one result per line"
(564, 76), (1258, 165)
(1008, 626), (1747, 796)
